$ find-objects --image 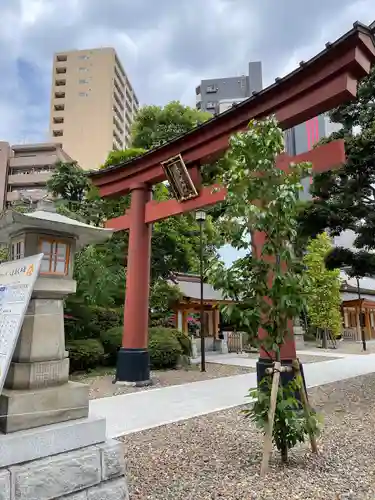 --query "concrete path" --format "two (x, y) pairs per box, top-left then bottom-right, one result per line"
(193, 353), (259, 368)
(90, 353), (375, 439)
(297, 349), (349, 358)
(192, 349), (349, 369)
